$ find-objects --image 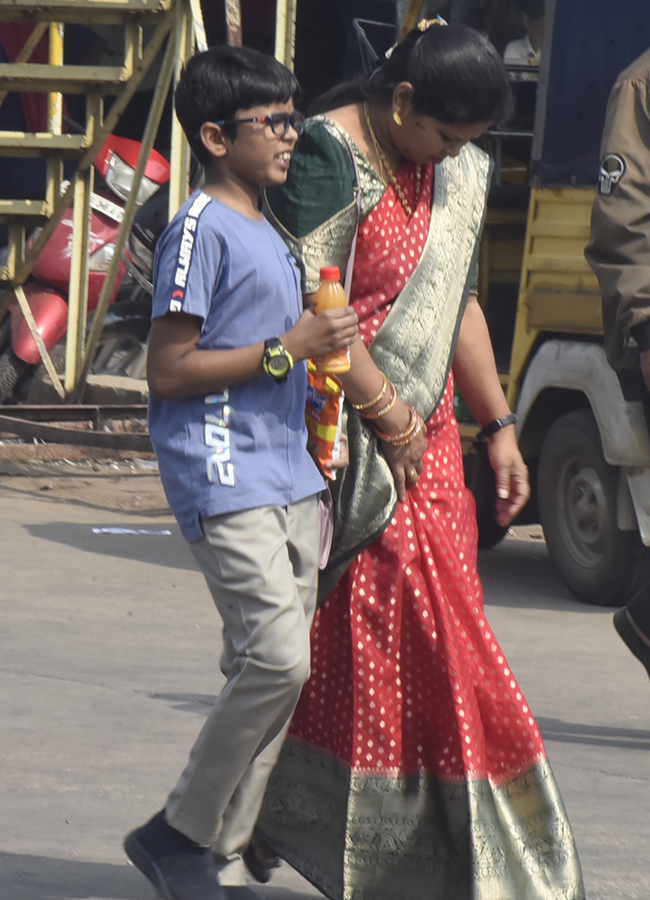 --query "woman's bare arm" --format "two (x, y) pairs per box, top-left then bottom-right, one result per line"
(452, 294), (529, 525)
